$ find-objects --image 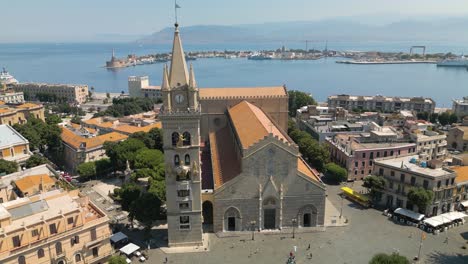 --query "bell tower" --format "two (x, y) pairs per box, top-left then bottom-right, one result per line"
(160, 23), (203, 247)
